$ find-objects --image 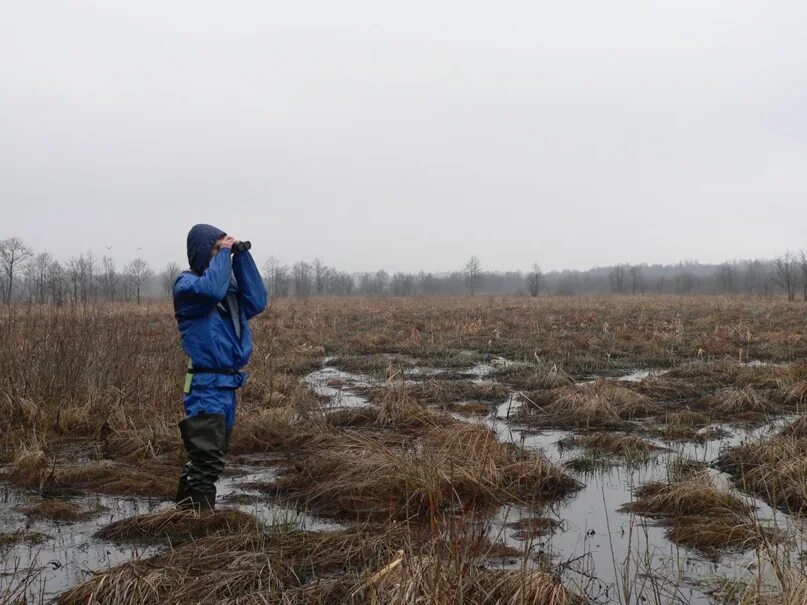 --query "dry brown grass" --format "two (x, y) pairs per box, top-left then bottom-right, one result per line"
(622, 470), (770, 555)
(16, 499), (96, 522)
(624, 471), (751, 518)
(6, 442), (179, 498)
(364, 379), (510, 406)
(505, 516), (561, 540)
(664, 513), (768, 557)
(96, 508), (261, 544)
(522, 380), (658, 428)
(0, 530), (50, 548)
(326, 388), (455, 431)
(558, 432), (663, 456)
(358, 553), (583, 605)
(443, 401), (492, 416)
(4, 297), (807, 601)
(708, 386), (778, 417)
(273, 424), (579, 520)
(60, 519), (575, 605)
(492, 364), (574, 390)
(739, 570), (807, 605)
(777, 381), (807, 406)
(716, 432), (807, 513)
(628, 376), (703, 402)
